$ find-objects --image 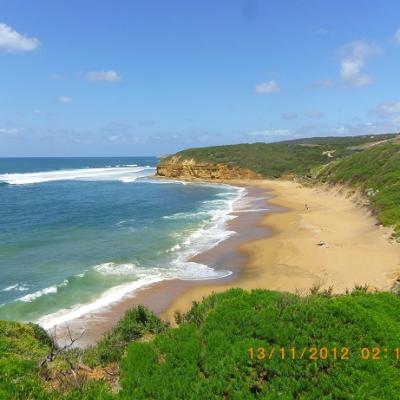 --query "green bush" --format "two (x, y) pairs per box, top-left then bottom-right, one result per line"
(0, 320), (56, 399)
(160, 134), (397, 178)
(316, 142), (400, 238)
(119, 289), (400, 399)
(64, 381), (115, 400)
(83, 305), (169, 366)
